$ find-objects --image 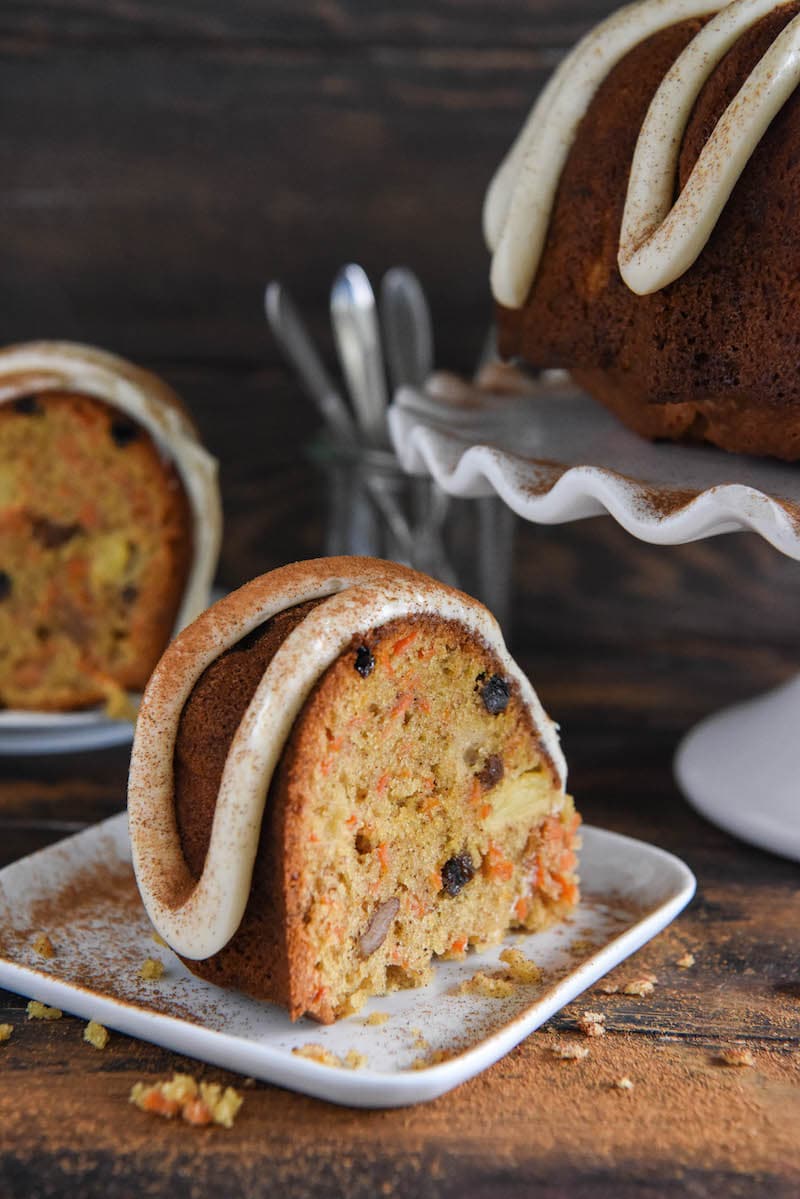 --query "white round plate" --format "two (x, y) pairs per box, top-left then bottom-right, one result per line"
(675, 675), (800, 863)
(0, 705), (137, 756)
(0, 588), (228, 757)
